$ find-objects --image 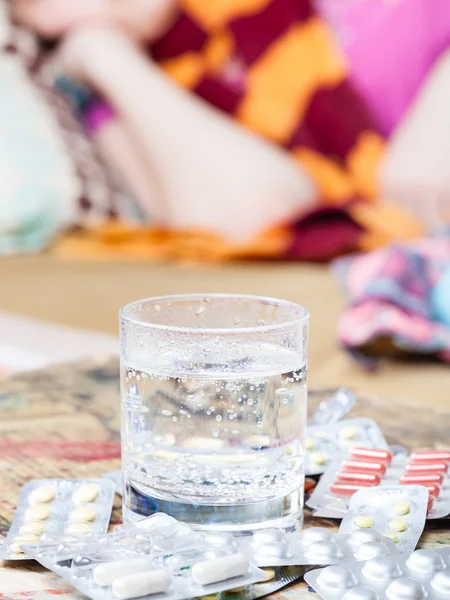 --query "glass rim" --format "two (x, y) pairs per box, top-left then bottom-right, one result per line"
(120, 293), (309, 335)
